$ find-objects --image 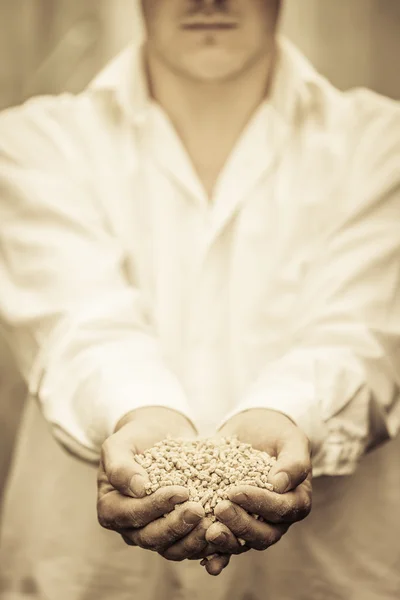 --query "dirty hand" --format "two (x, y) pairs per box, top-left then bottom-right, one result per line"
(97, 407), (209, 560)
(204, 409), (312, 575)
